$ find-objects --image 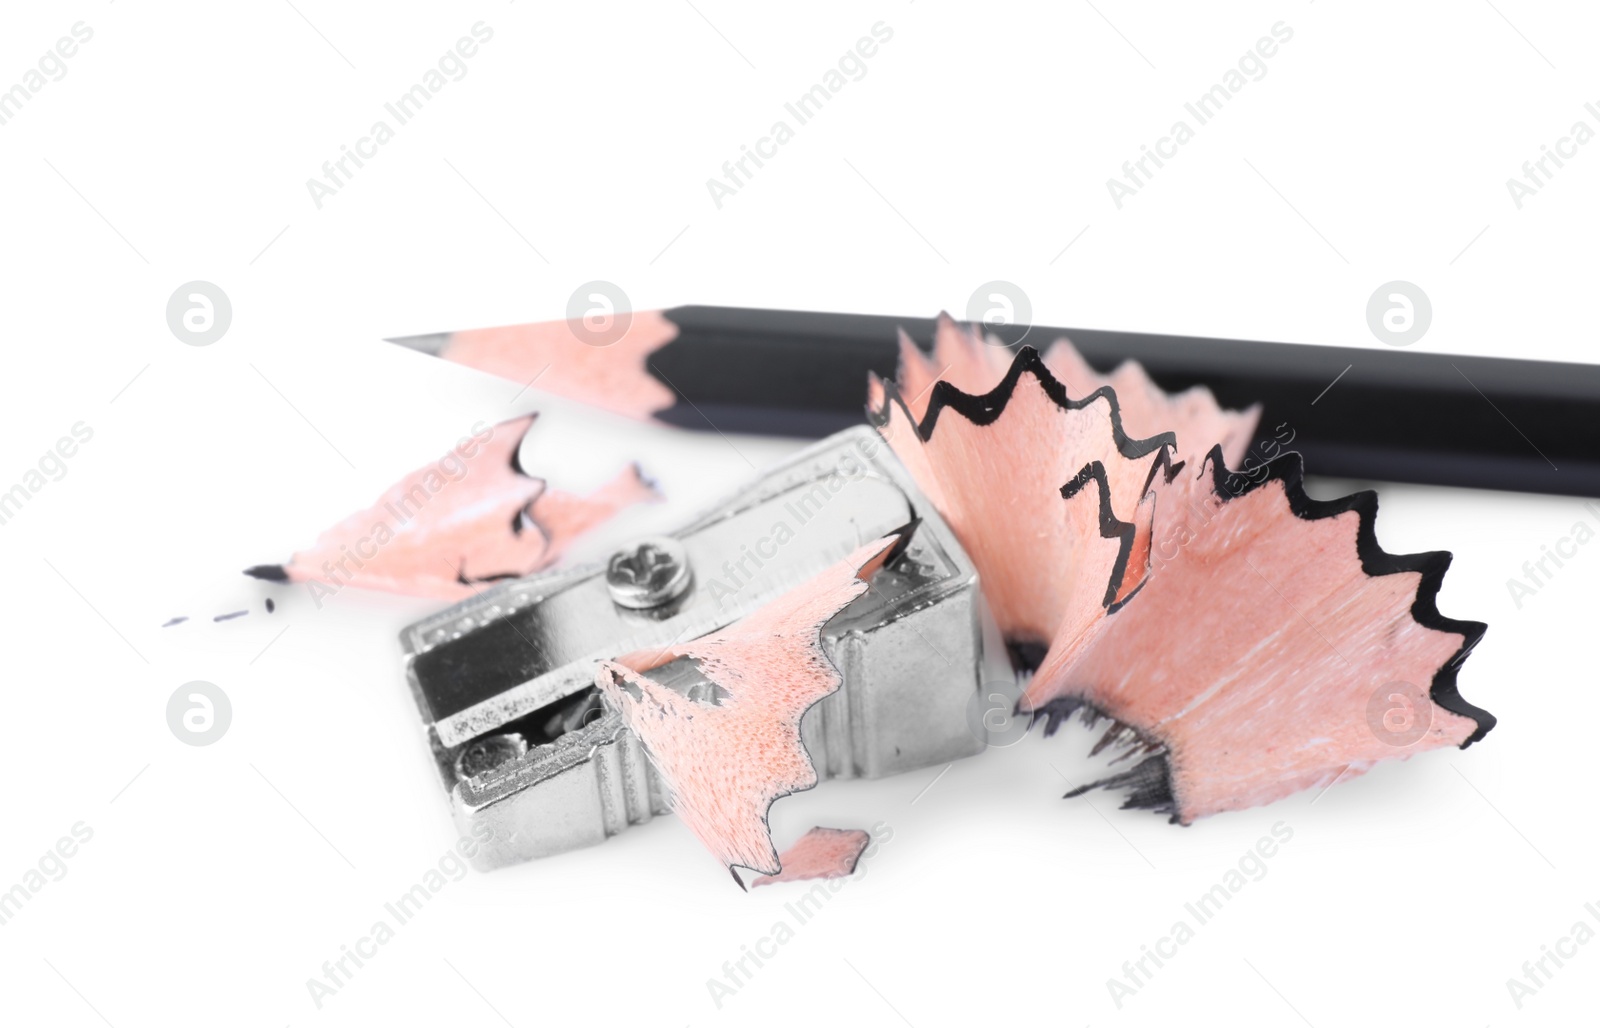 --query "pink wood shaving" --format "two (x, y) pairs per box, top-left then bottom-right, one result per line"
(875, 336), (1490, 820)
(894, 313), (1259, 466)
(595, 536), (900, 879)
(1029, 455), (1482, 821)
(870, 348), (1164, 654)
(750, 827), (870, 888)
(280, 413), (660, 599)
